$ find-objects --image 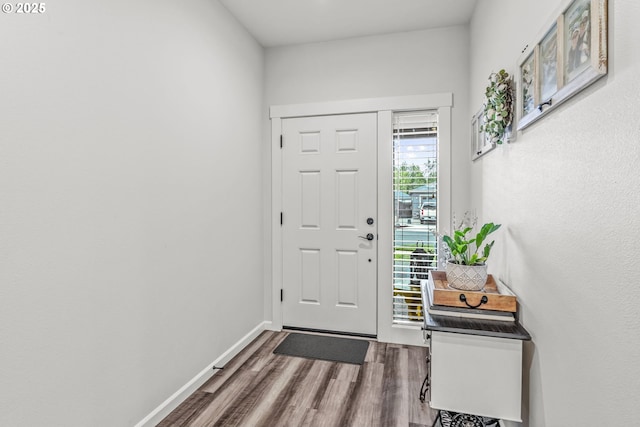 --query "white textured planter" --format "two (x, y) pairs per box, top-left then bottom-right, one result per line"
(445, 261), (488, 291)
